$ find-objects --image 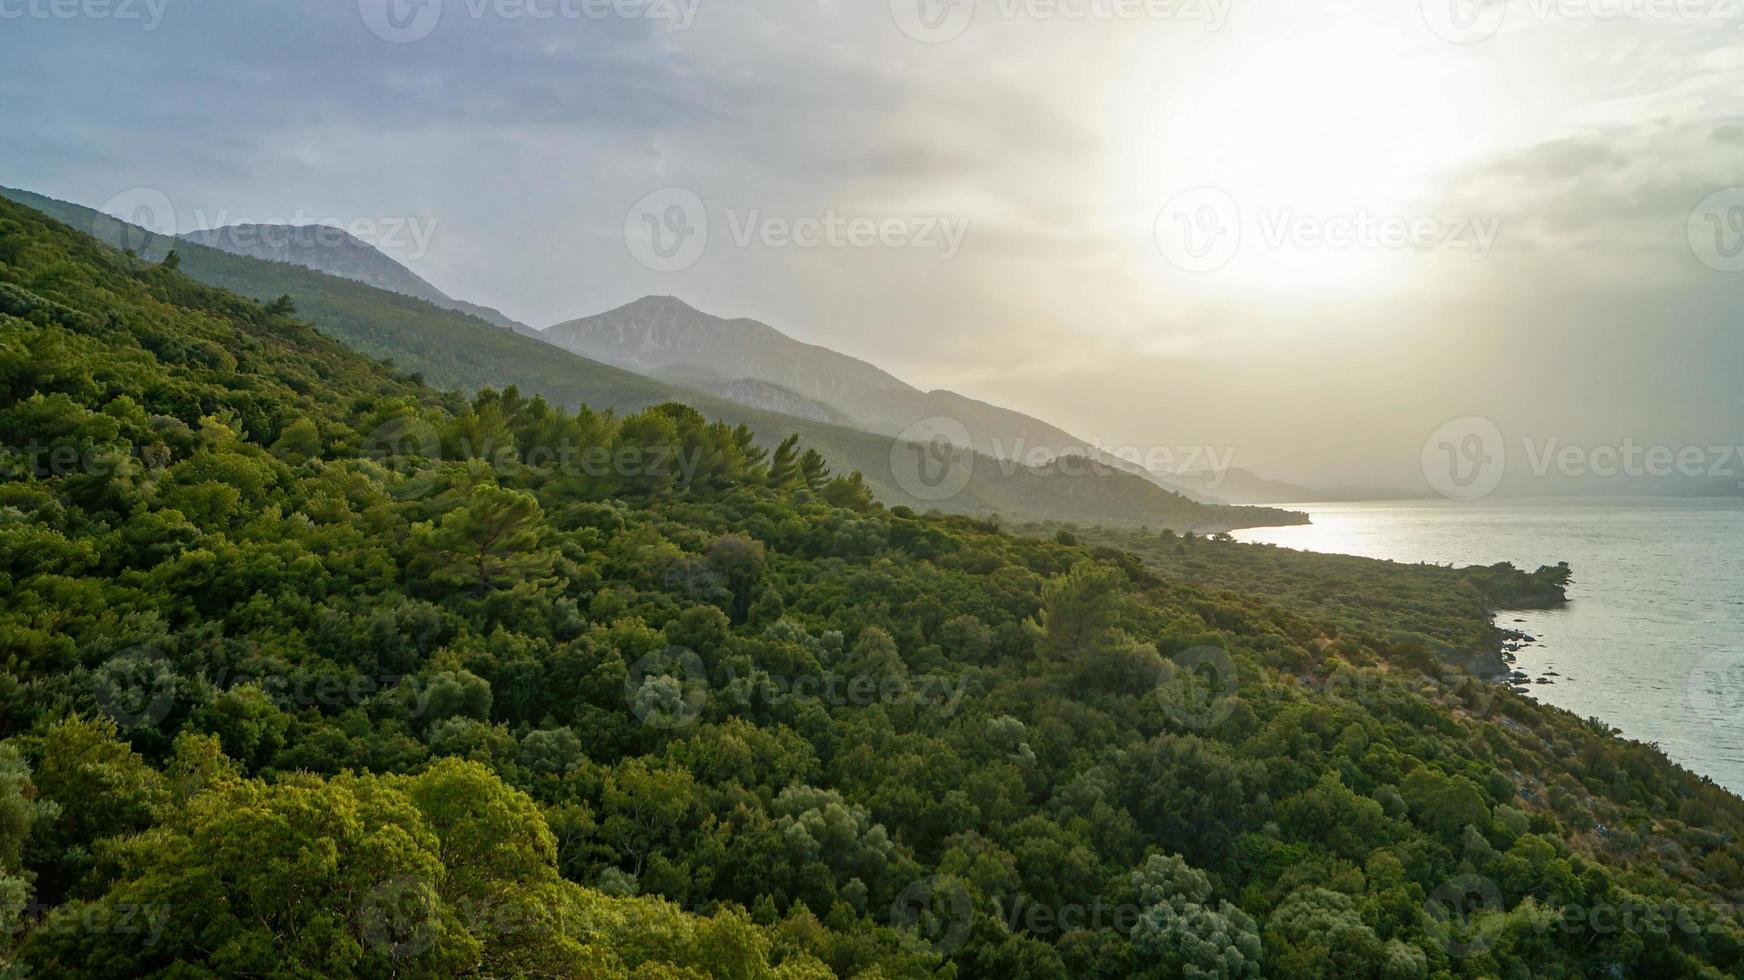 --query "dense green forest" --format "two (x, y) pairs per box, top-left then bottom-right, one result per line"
(1030, 524), (1573, 679)
(0, 187), (1301, 534)
(2, 195), (1743, 977)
